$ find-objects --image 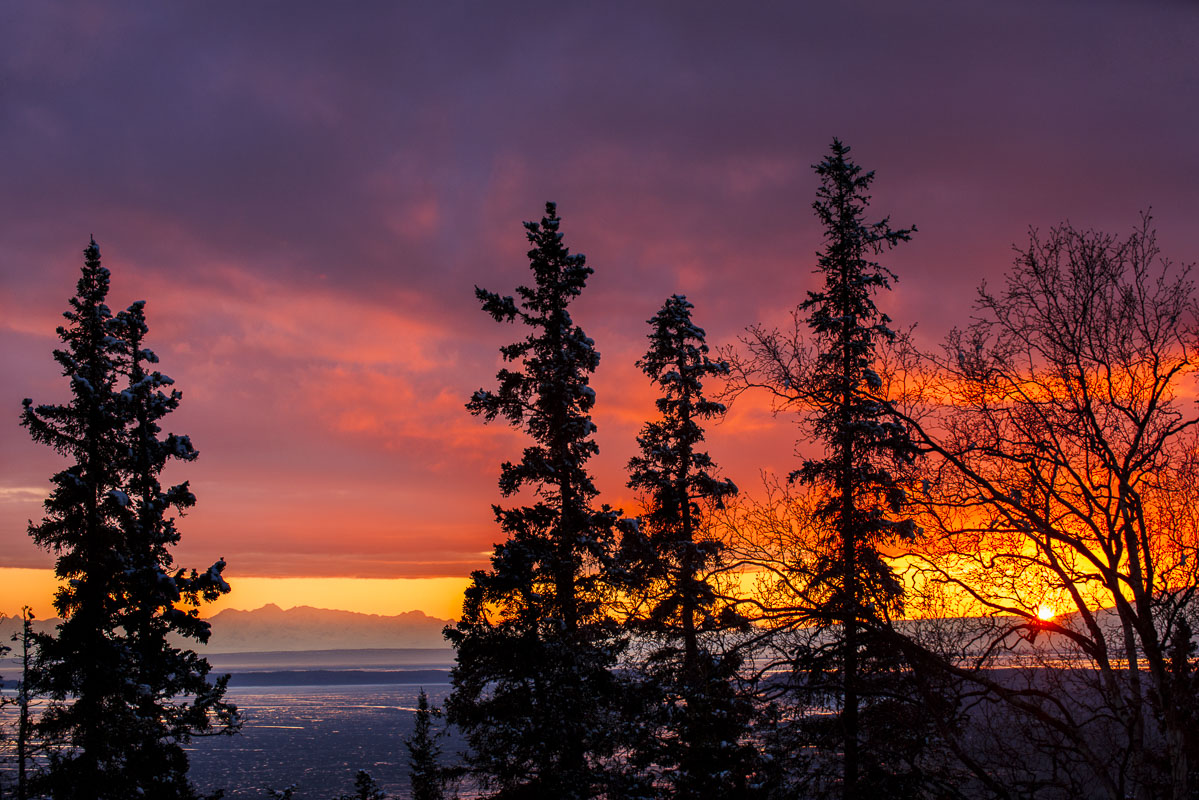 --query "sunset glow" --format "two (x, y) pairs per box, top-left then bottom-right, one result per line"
(6, 7), (1199, 799)
(2, 3), (1197, 620)
(0, 567), (470, 622)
